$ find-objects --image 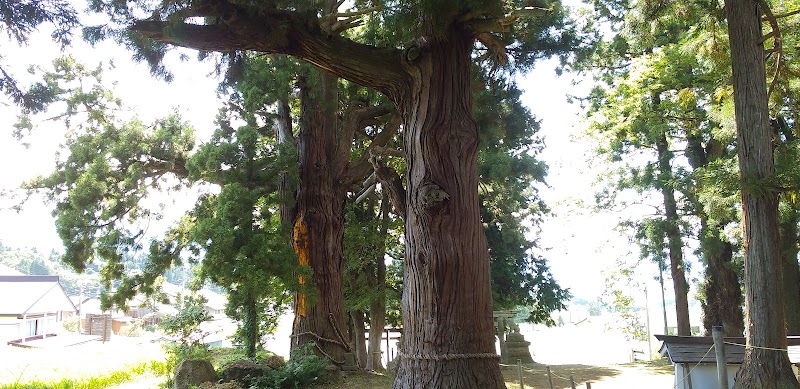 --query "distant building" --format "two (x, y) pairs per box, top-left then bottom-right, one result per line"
(0, 275), (77, 344)
(657, 334), (800, 389)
